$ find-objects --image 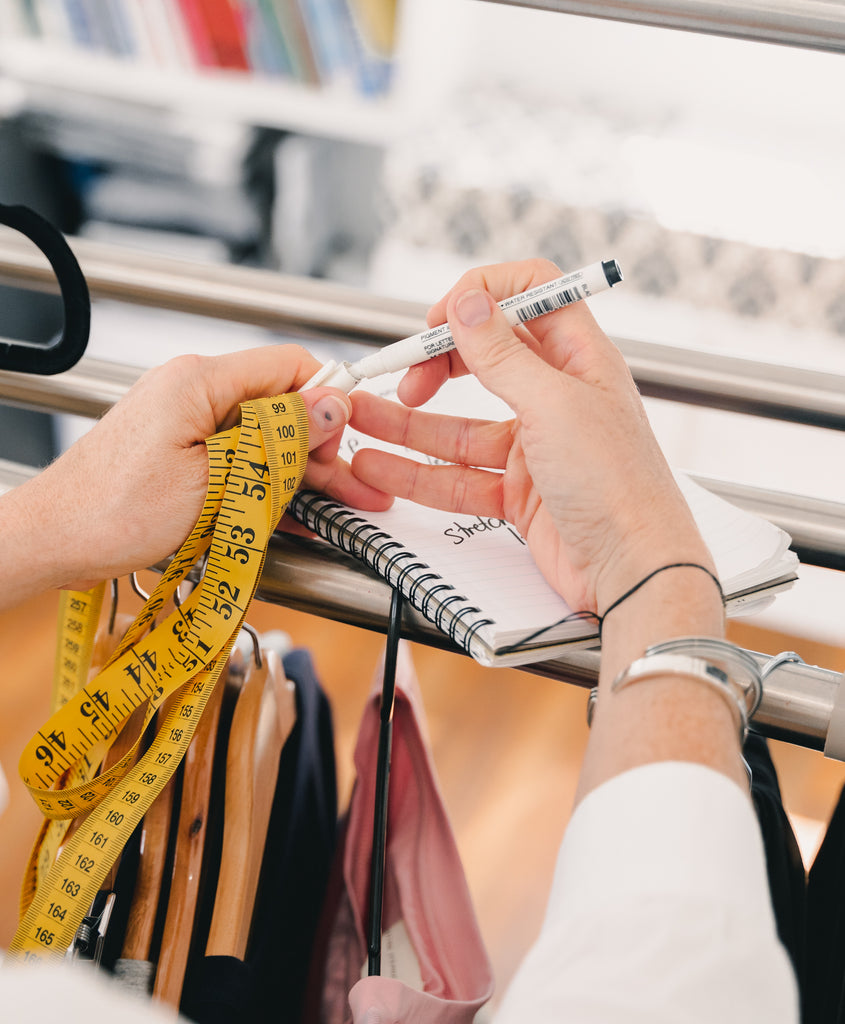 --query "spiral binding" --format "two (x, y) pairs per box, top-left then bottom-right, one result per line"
(290, 491), (496, 658)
